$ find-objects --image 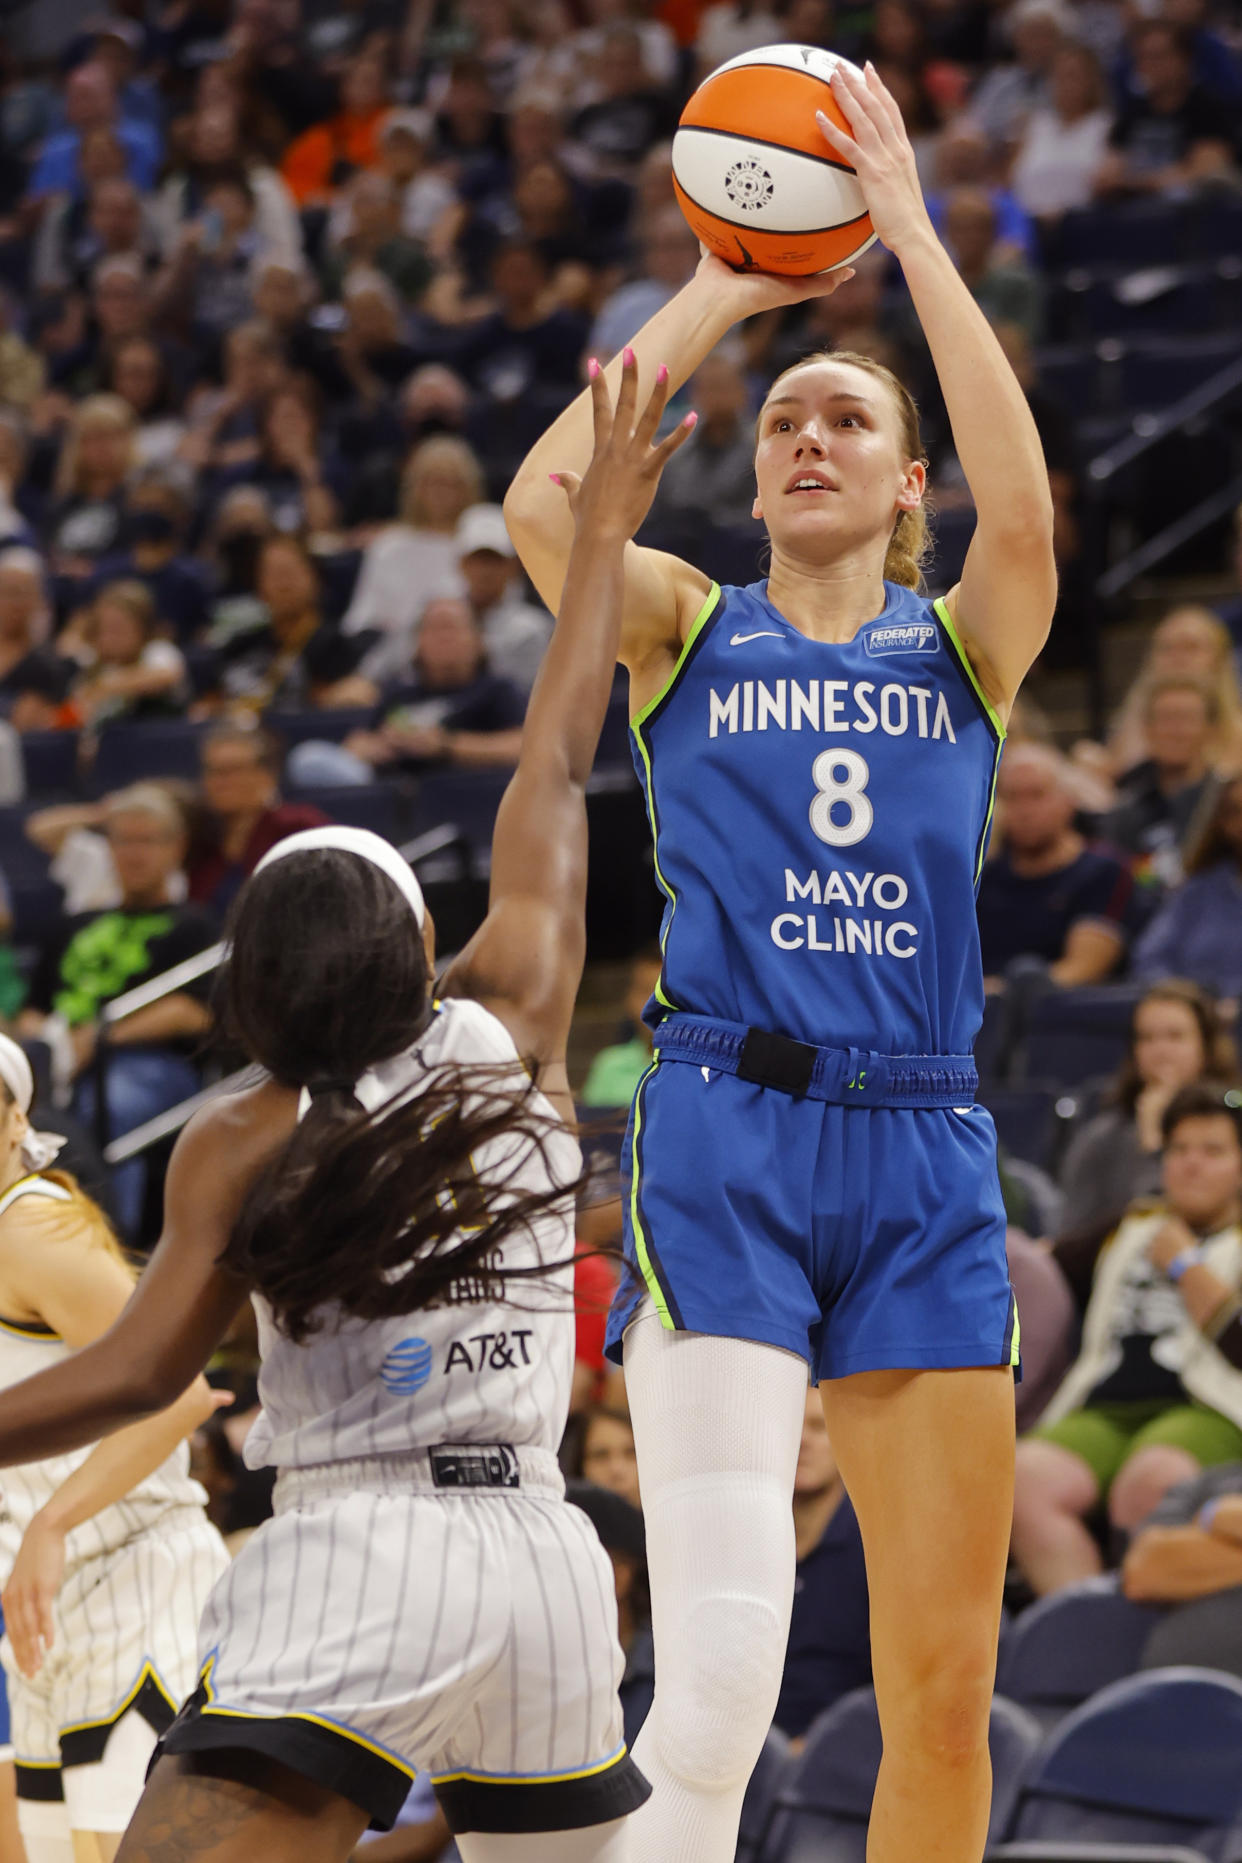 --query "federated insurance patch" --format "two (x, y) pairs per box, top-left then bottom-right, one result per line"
(864, 622), (940, 656)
